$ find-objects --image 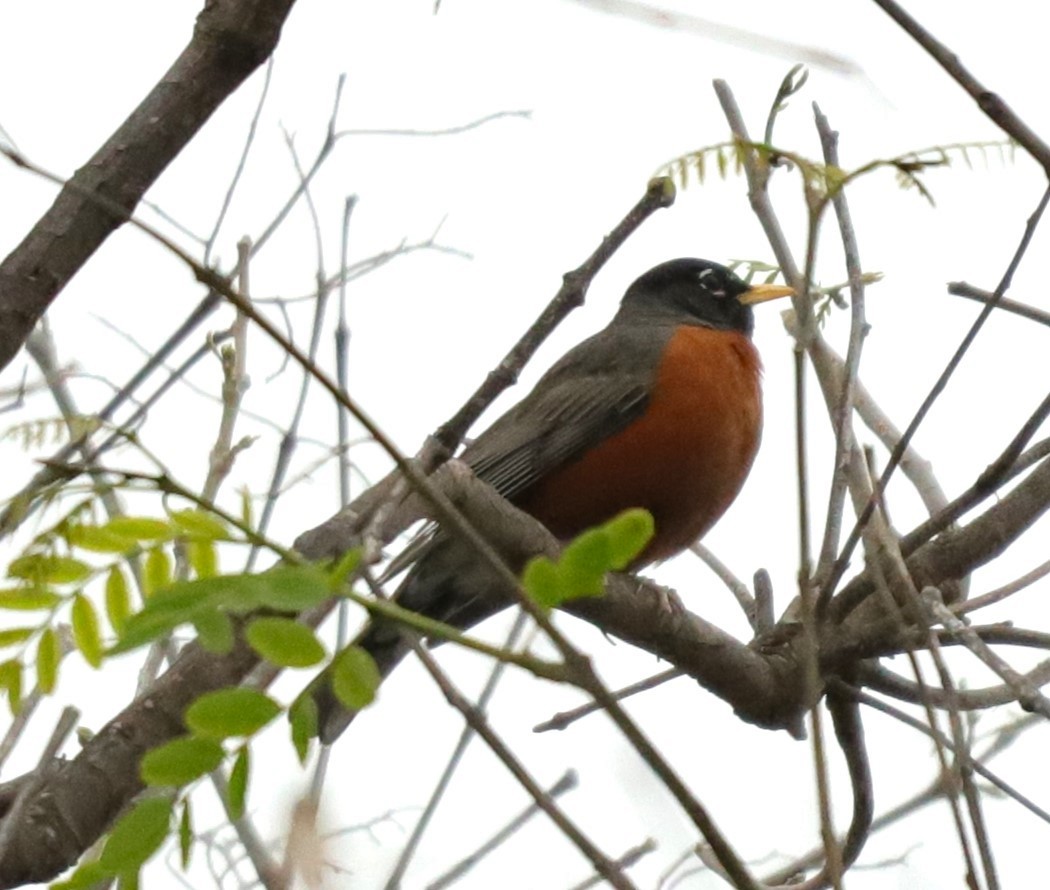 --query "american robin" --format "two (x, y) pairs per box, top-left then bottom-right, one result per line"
(312, 258), (792, 742)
